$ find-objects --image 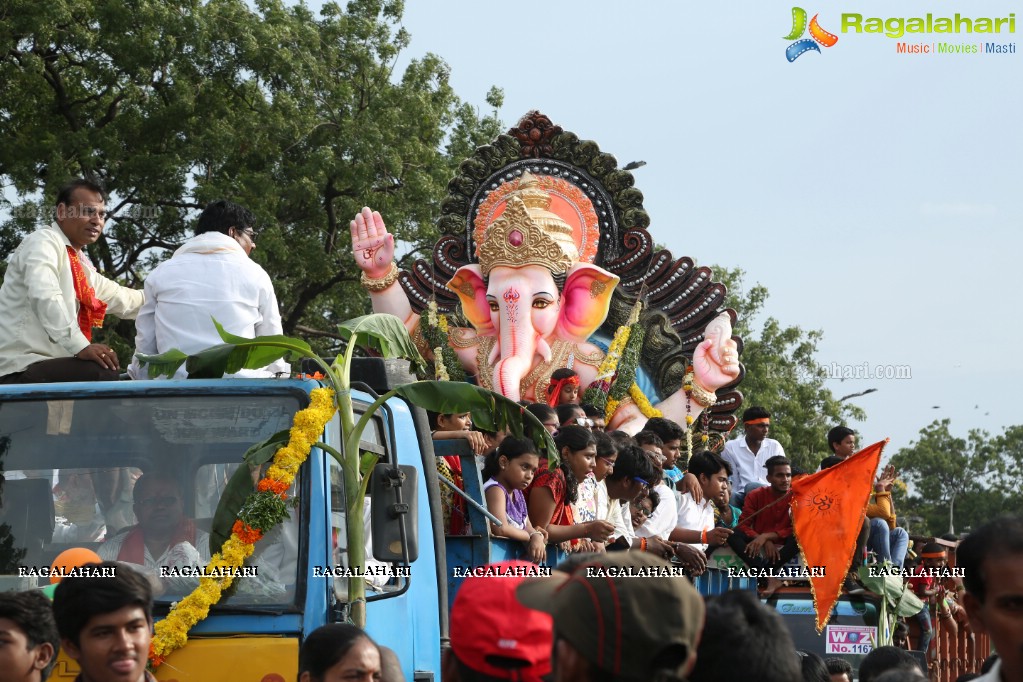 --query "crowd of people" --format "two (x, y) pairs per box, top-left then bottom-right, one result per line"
(3, 513), (1018, 682)
(439, 515), (1023, 682)
(0, 180), (1018, 680)
(430, 394), (1019, 681)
